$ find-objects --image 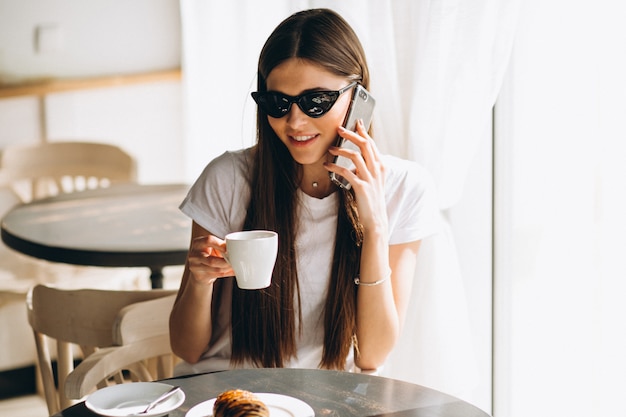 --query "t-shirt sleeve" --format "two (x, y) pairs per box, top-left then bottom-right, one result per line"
(179, 150), (252, 239)
(385, 157), (442, 245)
